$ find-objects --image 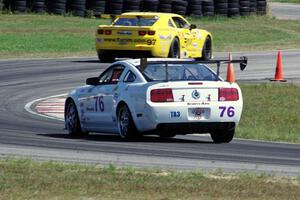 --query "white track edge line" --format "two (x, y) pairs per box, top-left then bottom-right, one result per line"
(24, 94), (67, 122)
